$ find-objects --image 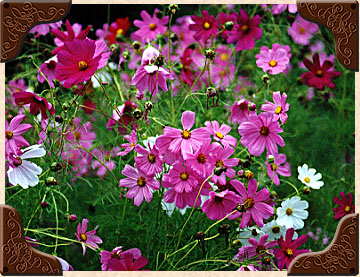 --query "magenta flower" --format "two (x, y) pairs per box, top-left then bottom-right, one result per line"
(230, 99), (256, 124)
(333, 191), (355, 220)
(256, 44), (291, 75)
(301, 53), (341, 91)
(202, 190), (241, 220)
(56, 39), (110, 88)
(230, 179), (273, 228)
(234, 234), (277, 261)
(51, 20), (92, 54)
(37, 57), (57, 88)
(172, 16), (197, 49)
(107, 101), (137, 135)
(29, 21), (62, 38)
(75, 218), (102, 256)
(64, 117), (96, 149)
(205, 120), (237, 147)
(217, 12), (238, 39)
(25, 236), (39, 248)
(265, 153), (291, 185)
(132, 10), (169, 44)
(119, 165), (160, 206)
(238, 113), (285, 156)
(13, 91), (55, 120)
(288, 15), (319, 46)
(261, 91), (289, 124)
(117, 130), (137, 156)
(92, 147), (119, 178)
(5, 114), (32, 157)
(210, 144), (238, 185)
(163, 111), (210, 156)
(183, 139), (216, 177)
(189, 10), (220, 42)
(272, 4), (297, 14)
(101, 247), (148, 271)
(135, 143), (163, 176)
(227, 9), (262, 51)
(273, 228), (309, 270)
